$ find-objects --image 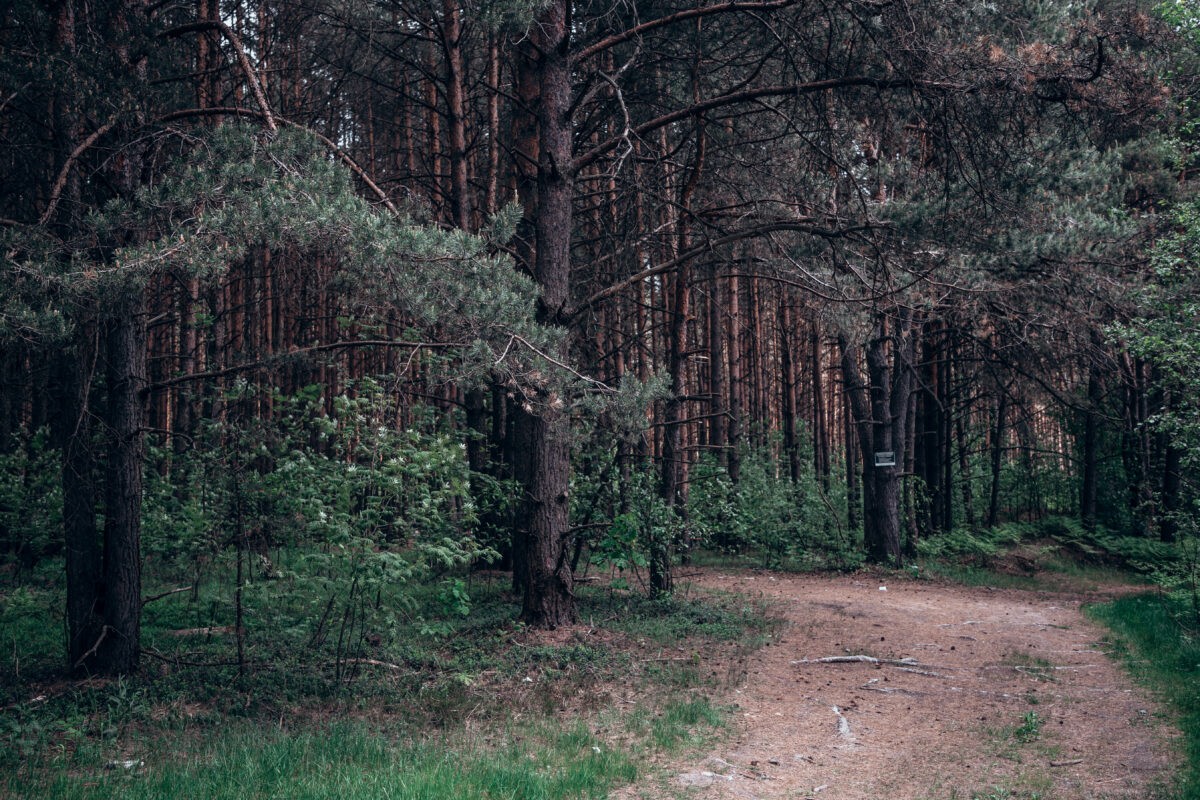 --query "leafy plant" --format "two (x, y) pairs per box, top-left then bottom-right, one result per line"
(1013, 711), (1043, 743)
(0, 427), (63, 569)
